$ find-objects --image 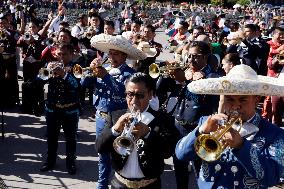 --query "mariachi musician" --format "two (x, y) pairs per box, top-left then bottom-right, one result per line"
(96, 73), (179, 189)
(90, 34), (147, 188)
(0, 15), (20, 107)
(40, 43), (80, 175)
